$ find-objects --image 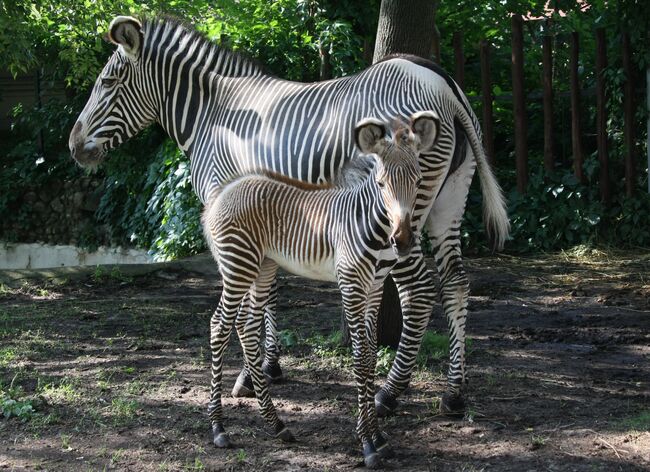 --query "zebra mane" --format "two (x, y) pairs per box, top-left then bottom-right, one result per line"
(139, 15), (268, 78)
